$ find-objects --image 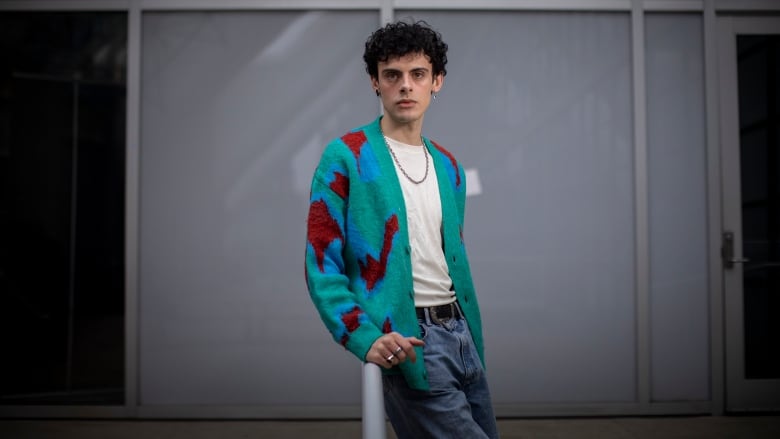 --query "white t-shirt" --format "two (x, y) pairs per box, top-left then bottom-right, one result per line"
(384, 136), (456, 307)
